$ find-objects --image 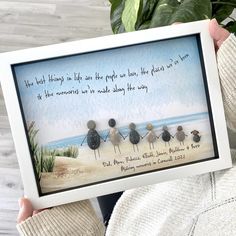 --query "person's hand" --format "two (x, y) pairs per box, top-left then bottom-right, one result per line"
(209, 19), (230, 51)
(17, 197), (44, 223)
(173, 19), (230, 51)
